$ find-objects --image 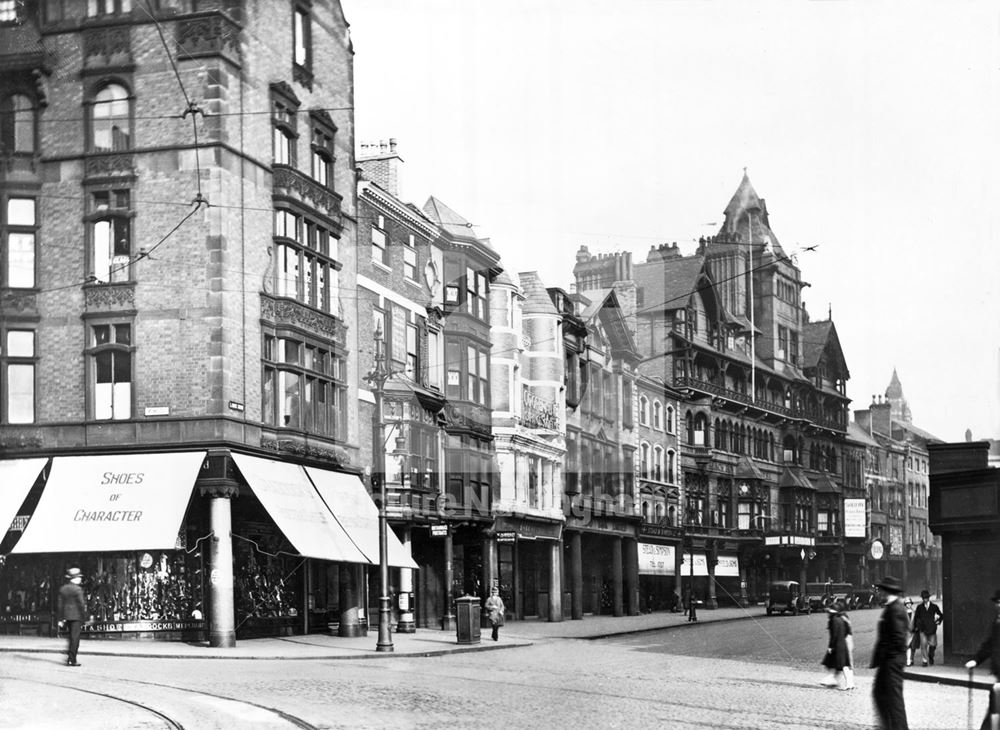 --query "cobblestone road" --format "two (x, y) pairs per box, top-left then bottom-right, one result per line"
(3, 609), (983, 729)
